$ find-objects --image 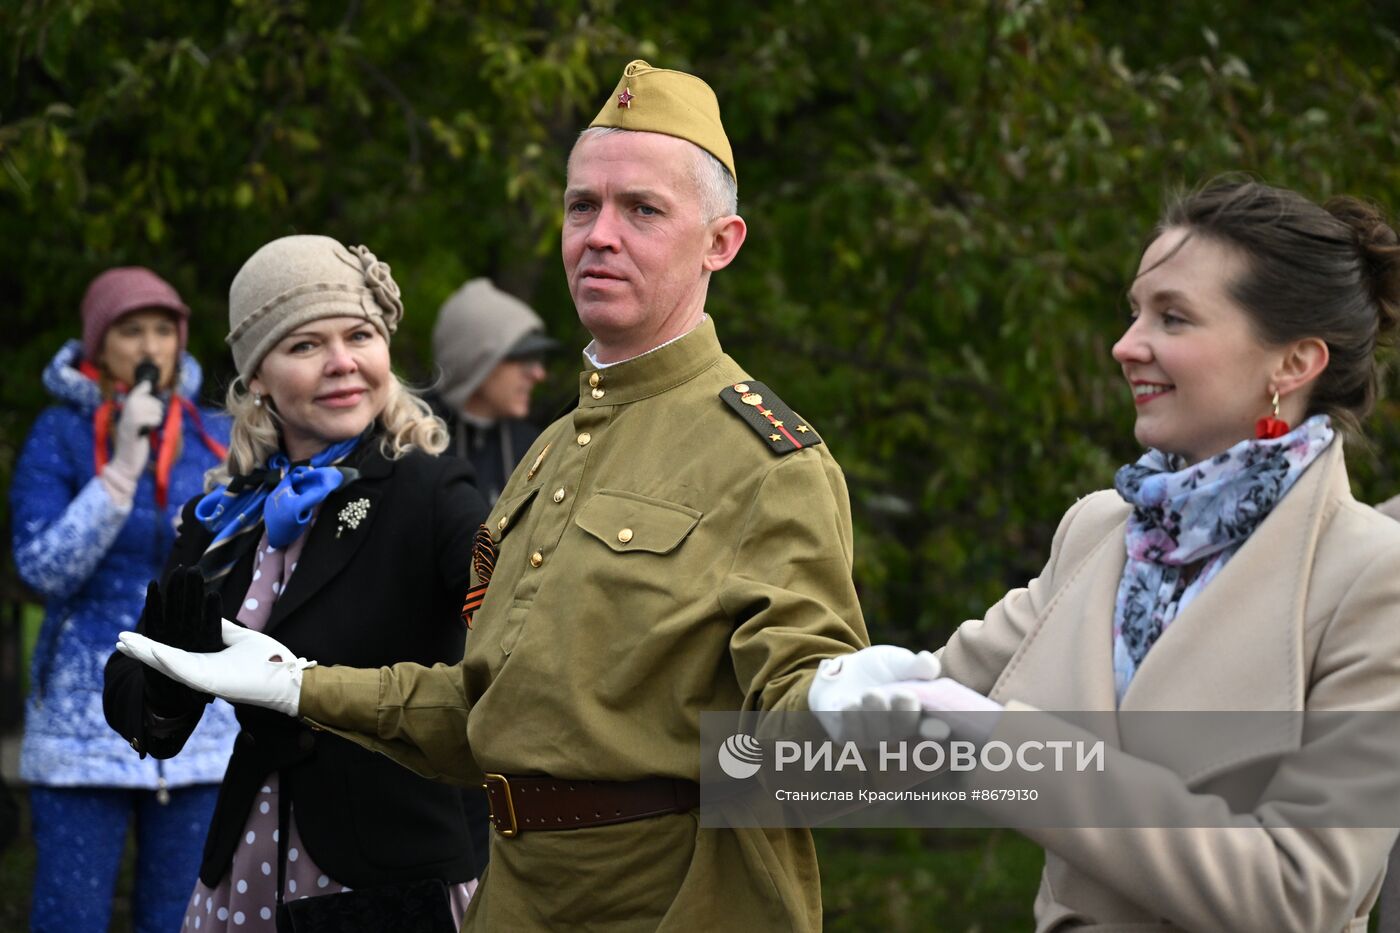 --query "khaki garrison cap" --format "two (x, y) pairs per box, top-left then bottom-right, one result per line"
(589, 59), (736, 185)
